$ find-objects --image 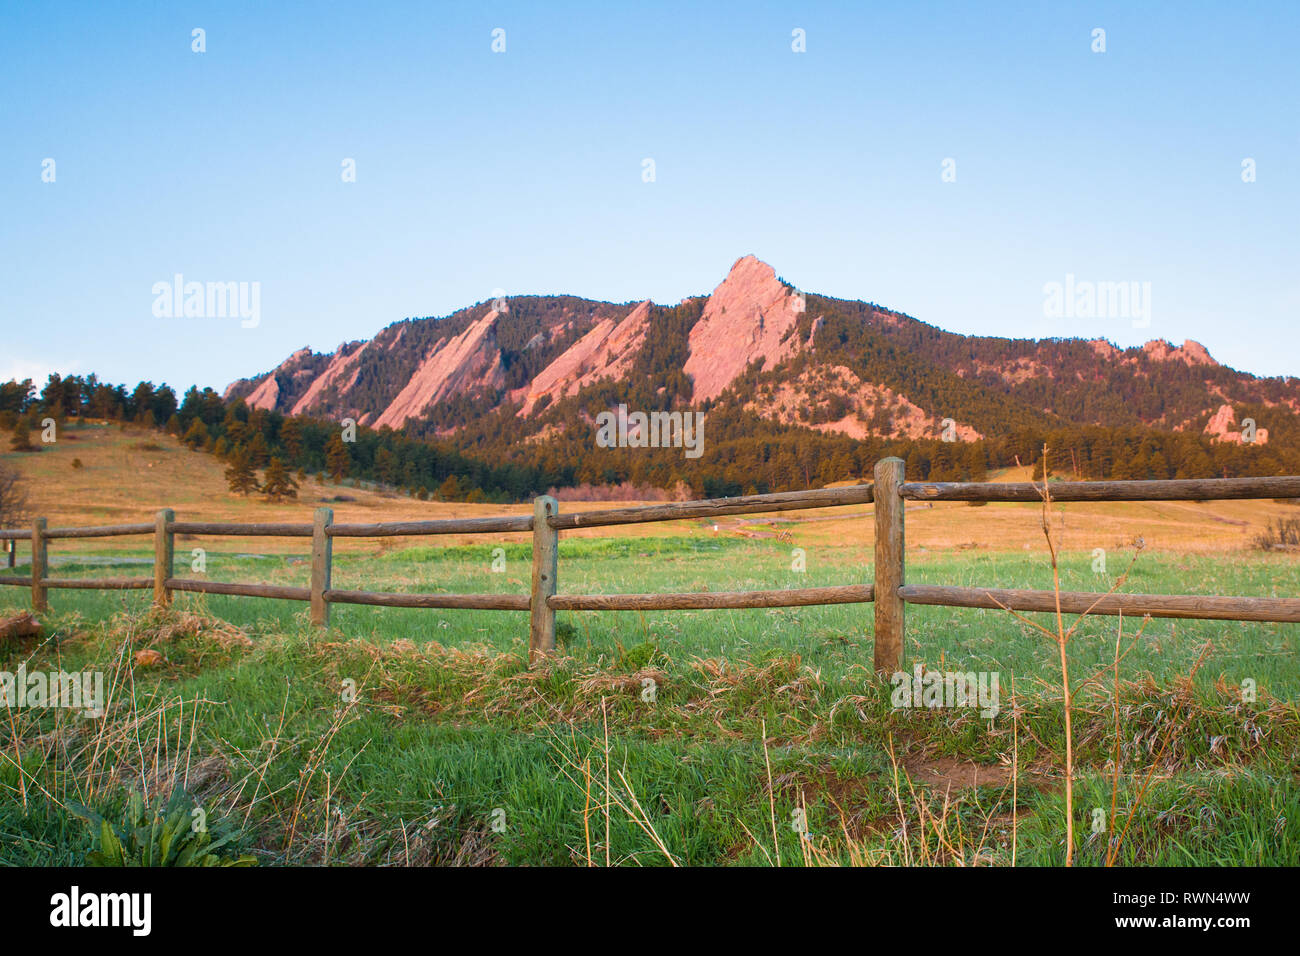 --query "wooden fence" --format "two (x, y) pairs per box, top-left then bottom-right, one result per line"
(2, 459), (1300, 669)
